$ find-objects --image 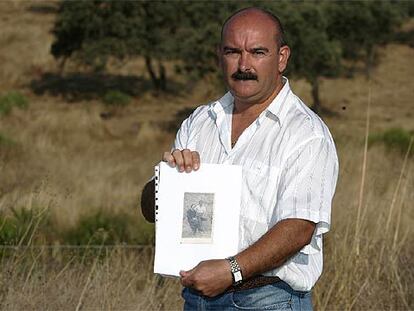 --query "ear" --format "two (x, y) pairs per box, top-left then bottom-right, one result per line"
(278, 45), (290, 73)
